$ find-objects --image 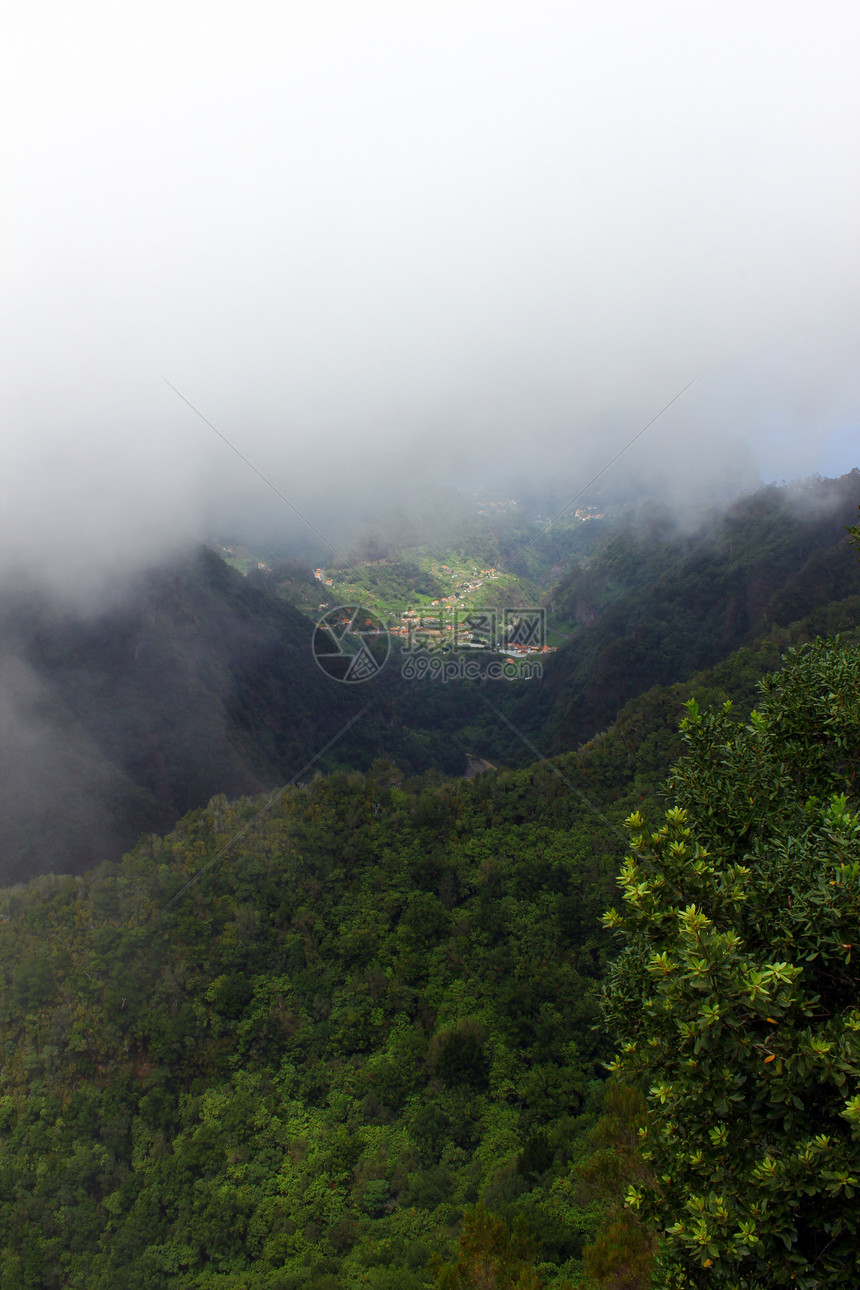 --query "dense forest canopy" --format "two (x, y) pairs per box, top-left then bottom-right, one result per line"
(0, 483), (857, 1286)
